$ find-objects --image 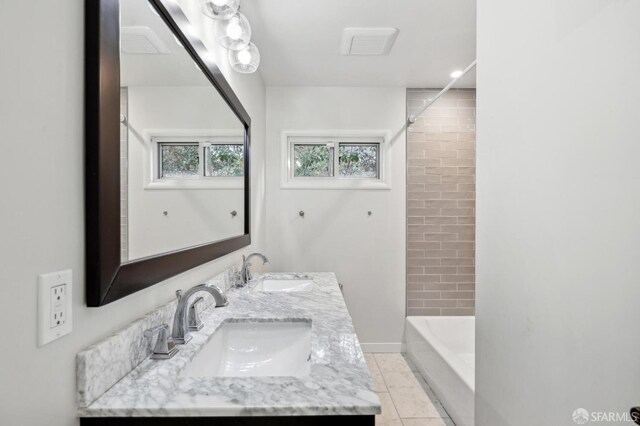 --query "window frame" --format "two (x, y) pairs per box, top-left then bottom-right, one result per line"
(204, 142), (245, 178)
(291, 141), (335, 178)
(281, 130), (391, 190)
(338, 142), (381, 179)
(157, 141), (200, 179)
(143, 129), (245, 190)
